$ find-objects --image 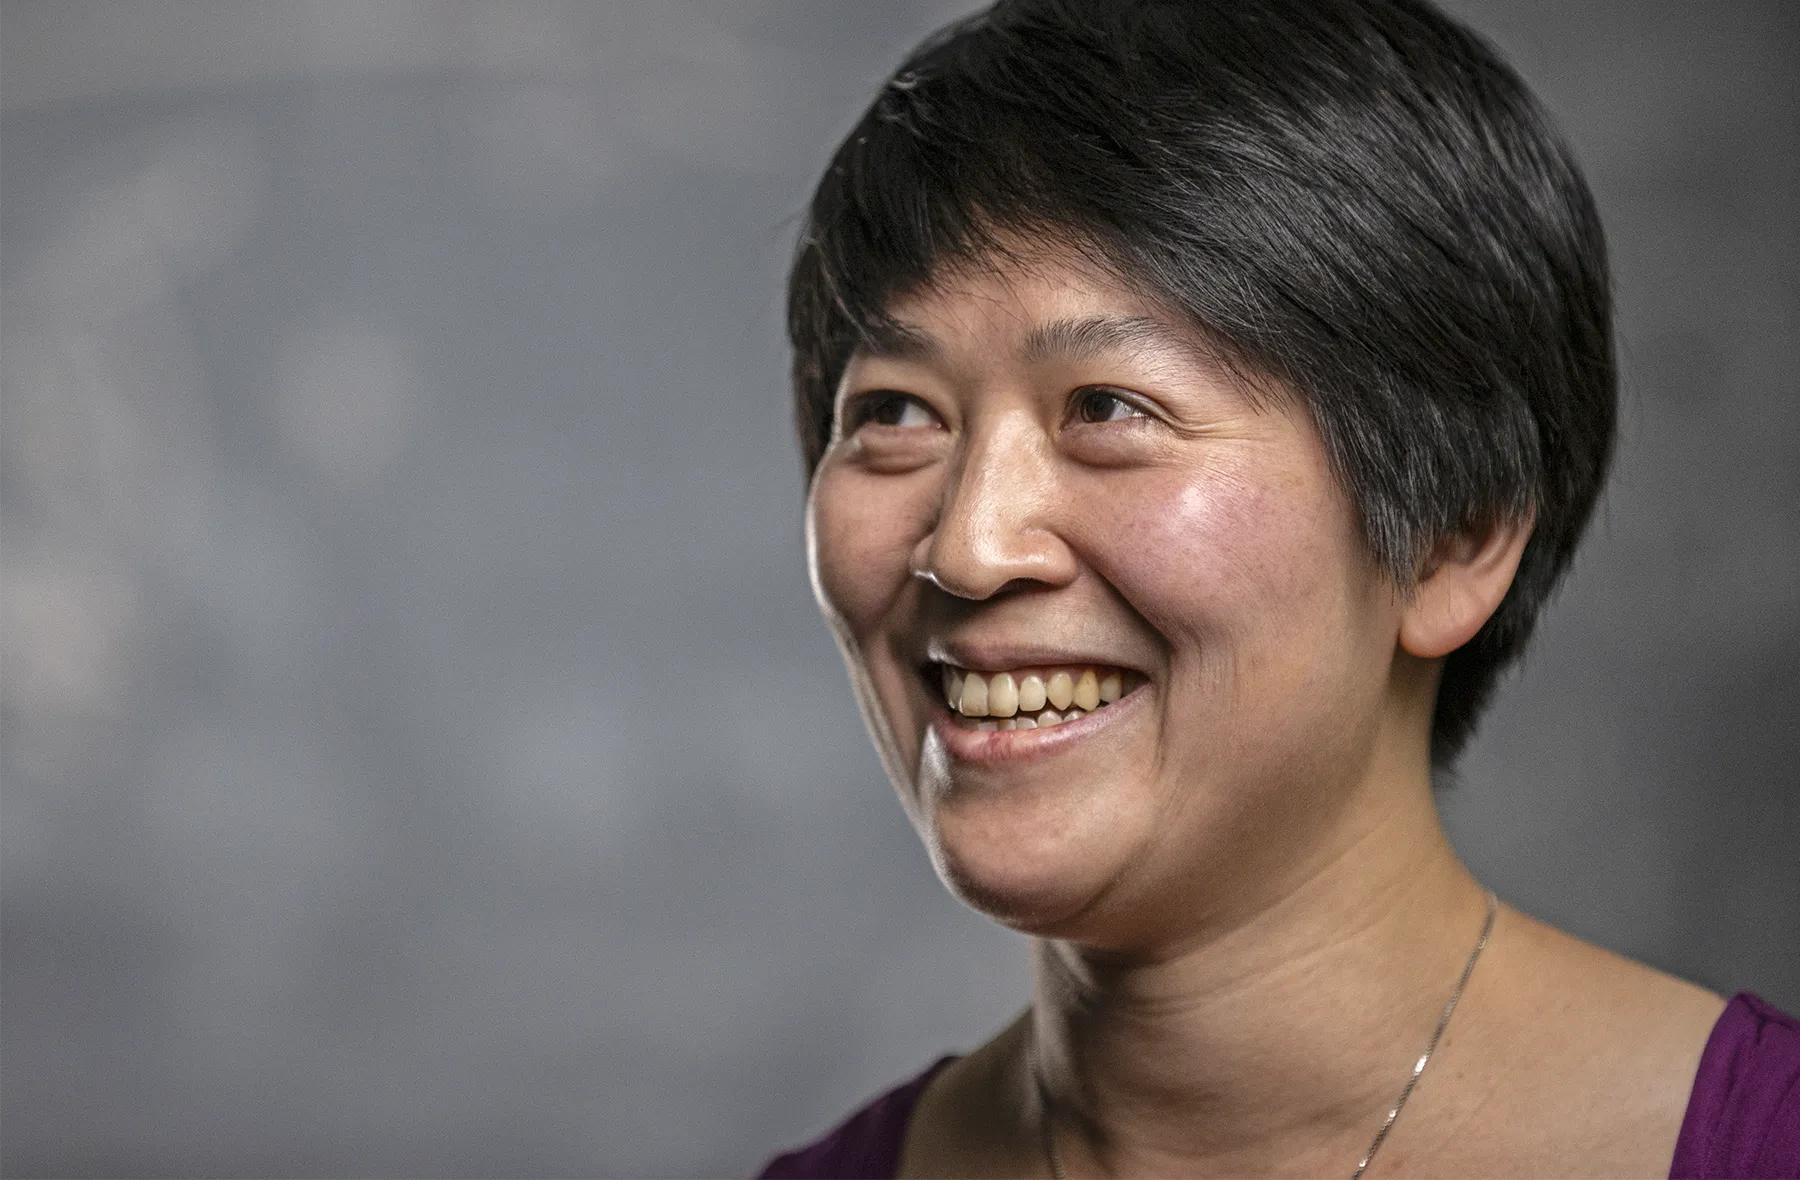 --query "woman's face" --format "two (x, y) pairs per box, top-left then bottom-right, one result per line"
(805, 253), (1413, 947)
